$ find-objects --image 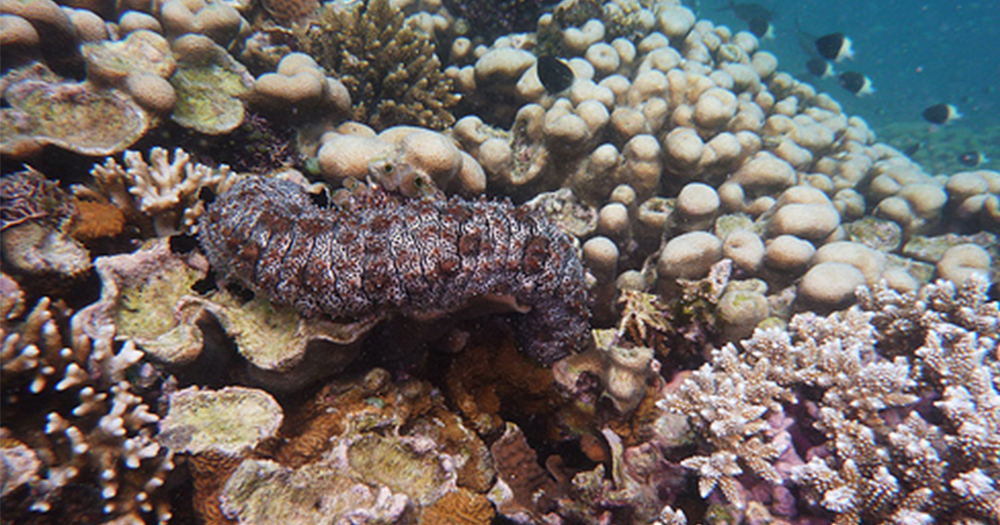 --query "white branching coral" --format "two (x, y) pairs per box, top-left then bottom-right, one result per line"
(83, 147), (240, 236)
(0, 279), (173, 523)
(658, 276), (1000, 524)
